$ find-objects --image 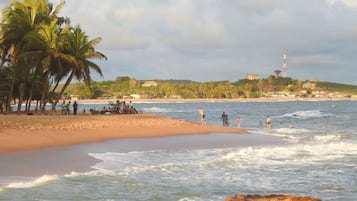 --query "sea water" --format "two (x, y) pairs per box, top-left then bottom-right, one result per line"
(0, 100), (356, 201)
